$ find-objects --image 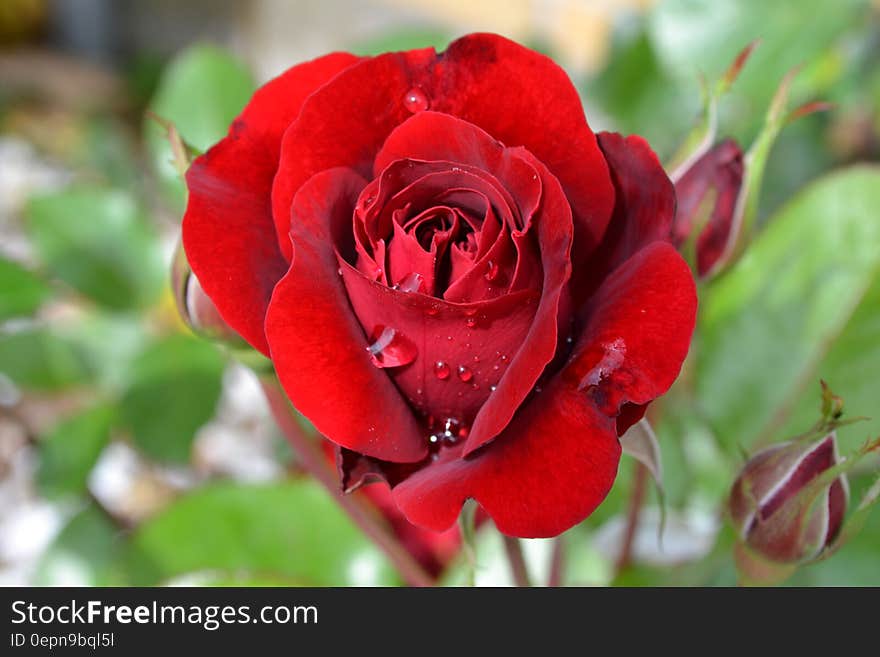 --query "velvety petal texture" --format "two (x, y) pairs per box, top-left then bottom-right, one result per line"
(183, 52), (361, 355)
(183, 33), (698, 539)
